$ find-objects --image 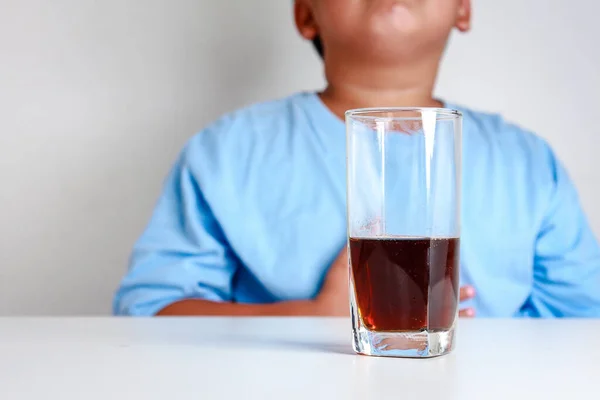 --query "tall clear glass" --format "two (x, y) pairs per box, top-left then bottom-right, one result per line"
(346, 108), (462, 358)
